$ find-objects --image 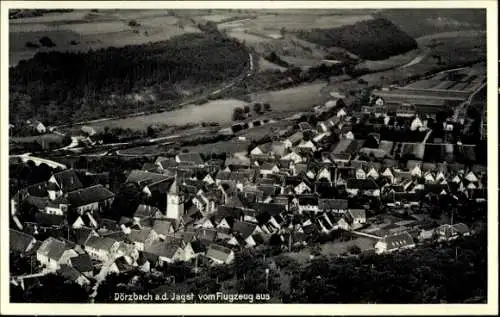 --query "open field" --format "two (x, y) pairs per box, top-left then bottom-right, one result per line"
(9, 9), (200, 66)
(359, 31), (485, 86)
(88, 99), (248, 130)
(182, 139), (250, 155)
(249, 82), (329, 113)
(355, 49), (422, 72)
(380, 9), (486, 38)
